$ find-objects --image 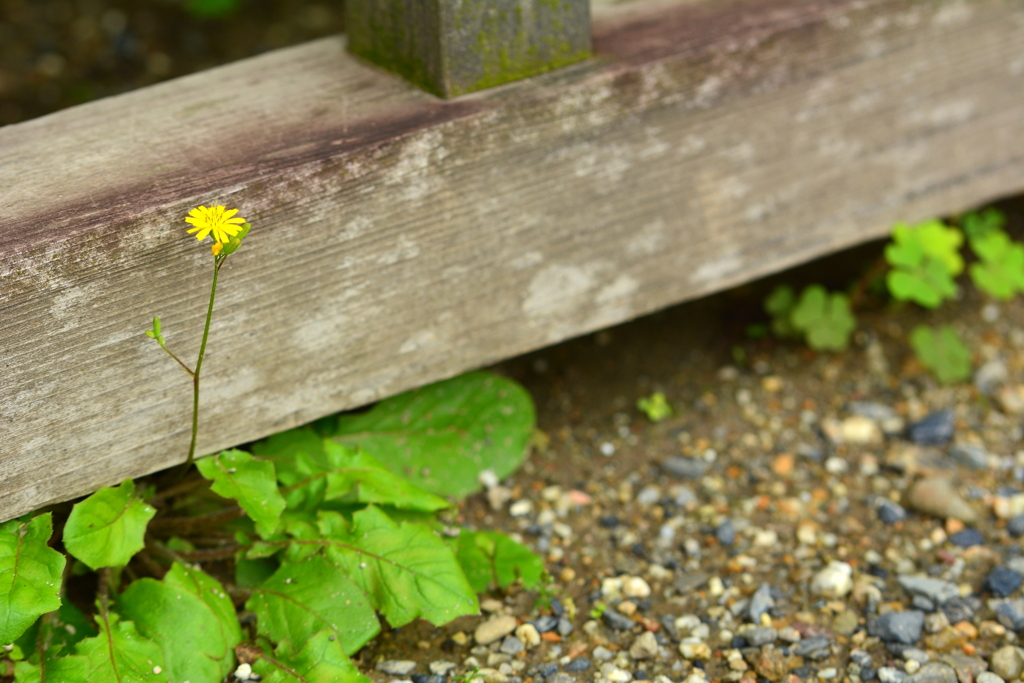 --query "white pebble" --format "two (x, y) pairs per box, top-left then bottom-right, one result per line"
(233, 663), (253, 680)
(600, 442), (616, 457)
(509, 500), (533, 517)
